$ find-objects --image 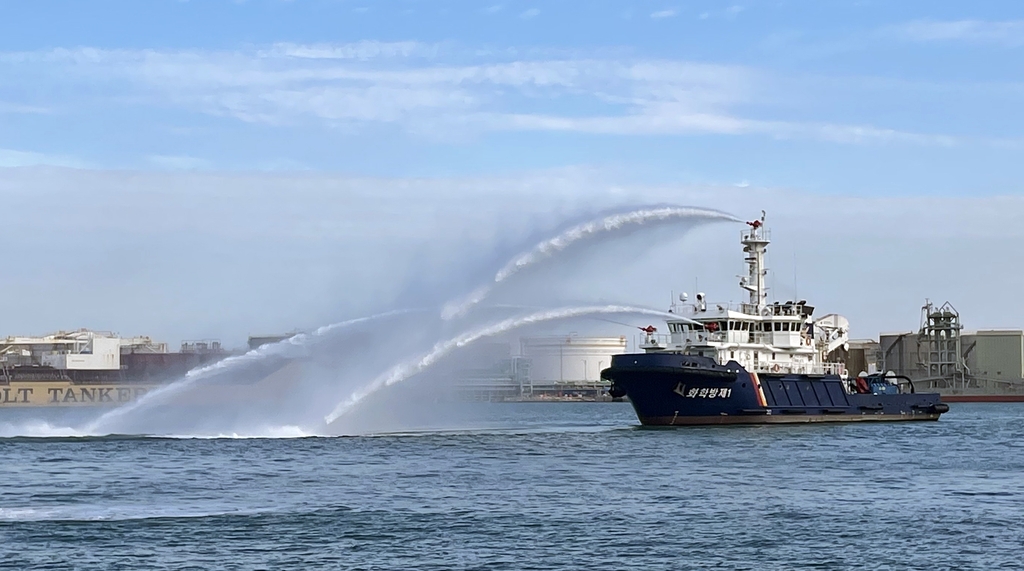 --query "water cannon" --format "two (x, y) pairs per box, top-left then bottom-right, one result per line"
(695, 292), (707, 312)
